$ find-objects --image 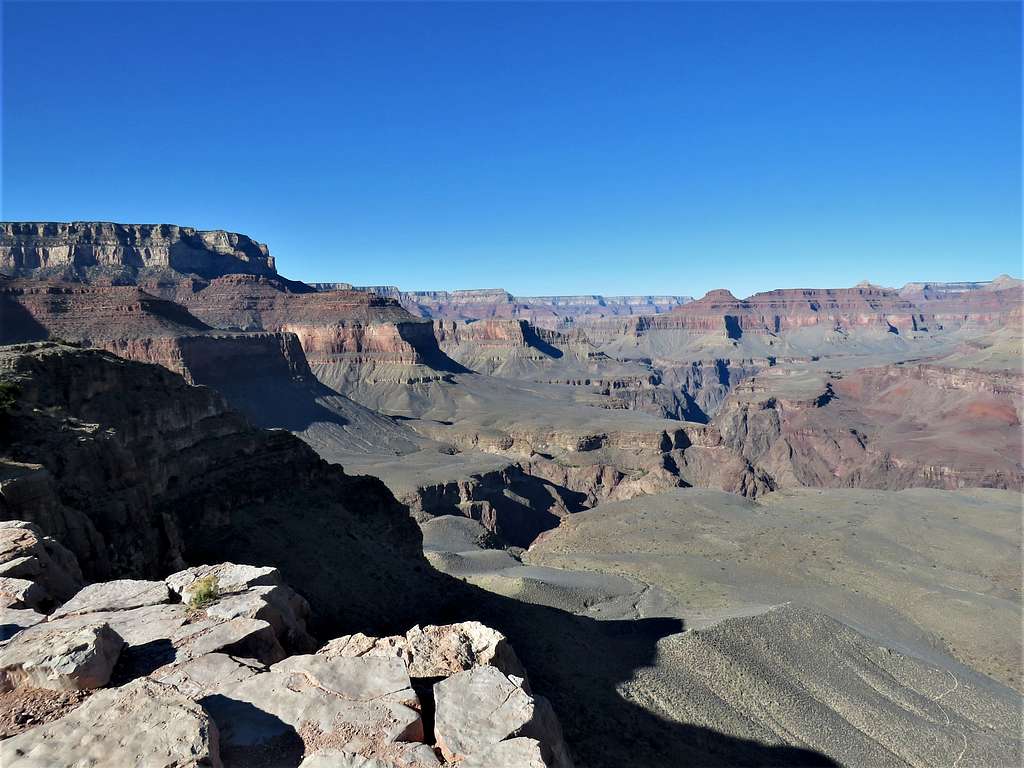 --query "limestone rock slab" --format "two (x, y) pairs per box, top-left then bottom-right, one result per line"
(460, 738), (549, 768)
(433, 666), (571, 767)
(299, 745), (439, 767)
(152, 652), (265, 699)
(32, 604), (284, 683)
(205, 584), (315, 653)
(0, 677), (222, 767)
(317, 632), (410, 664)
(433, 666), (534, 761)
(318, 621), (525, 682)
(0, 607), (44, 642)
(51, 578), (171, 618)
(202, 654), (423, 759)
